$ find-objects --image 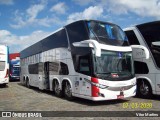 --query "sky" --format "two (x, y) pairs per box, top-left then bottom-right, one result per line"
(0, 0), (160, 53)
